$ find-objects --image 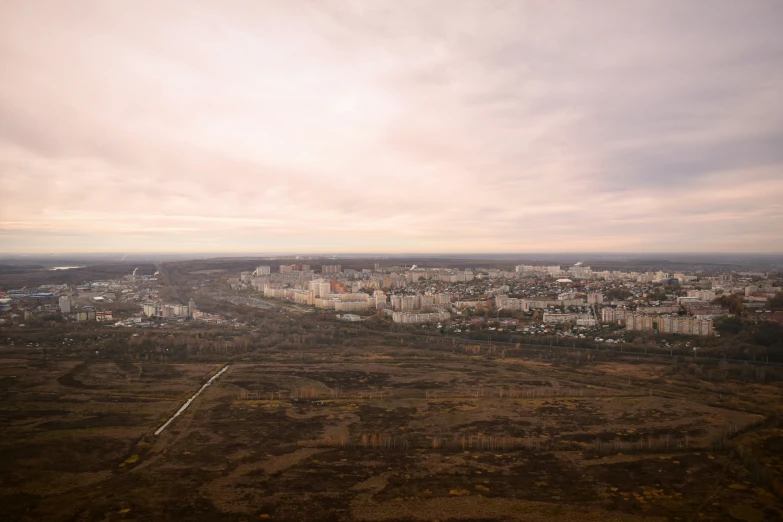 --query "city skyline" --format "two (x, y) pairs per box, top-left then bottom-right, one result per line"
(1, 1), (782, 254)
